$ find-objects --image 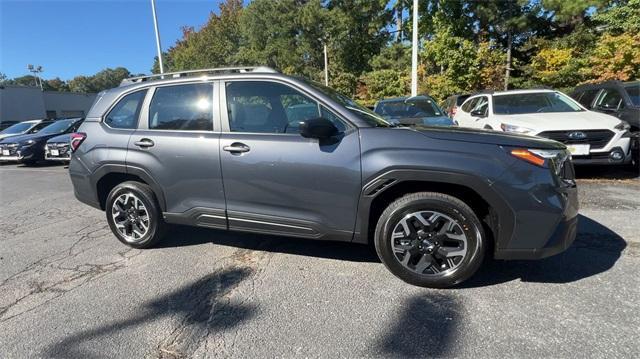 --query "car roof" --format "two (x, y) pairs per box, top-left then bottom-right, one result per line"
(376, 95), (436, 103)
